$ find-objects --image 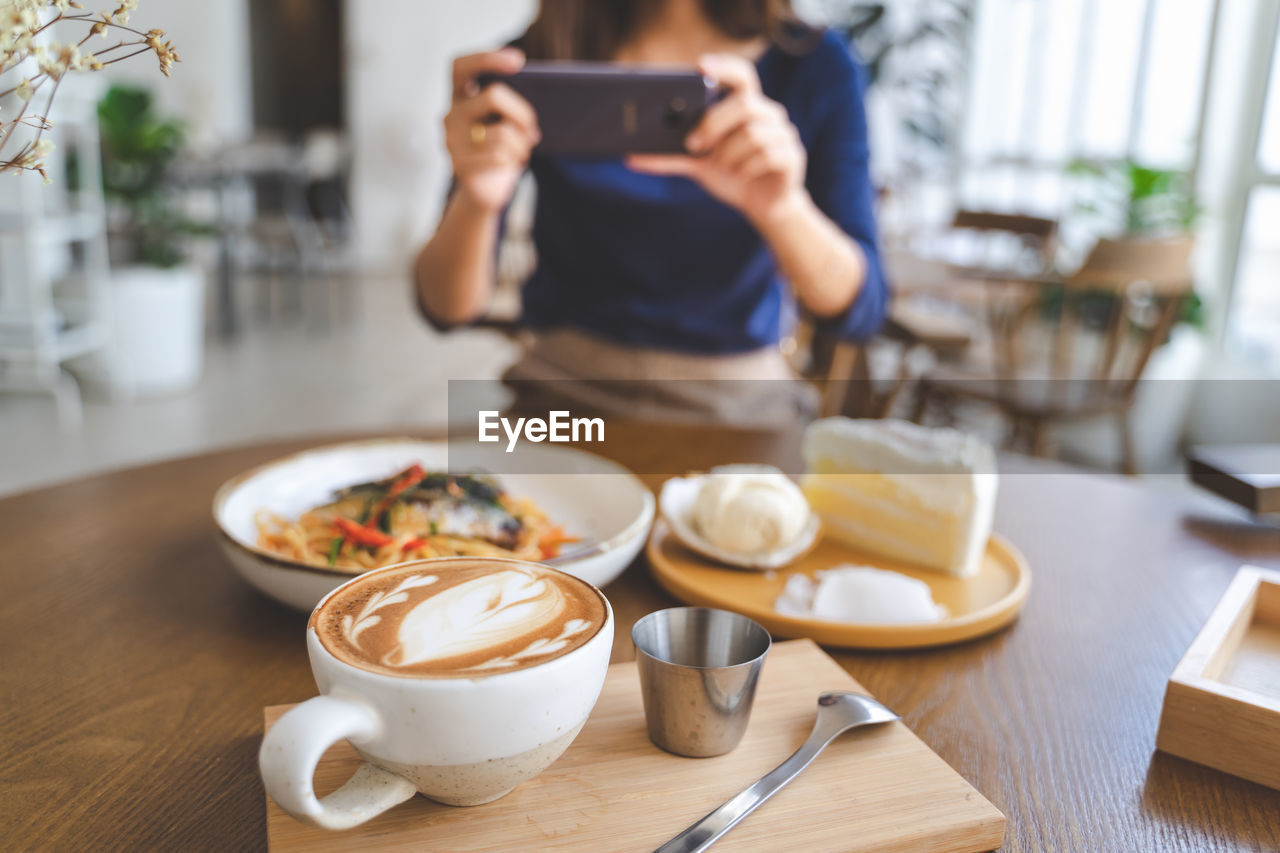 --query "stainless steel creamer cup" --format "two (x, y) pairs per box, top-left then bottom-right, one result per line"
(632, 607), (771, 758)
